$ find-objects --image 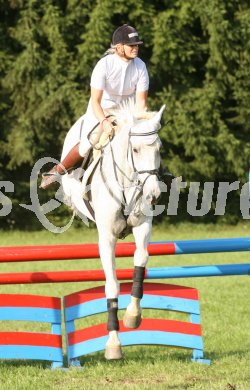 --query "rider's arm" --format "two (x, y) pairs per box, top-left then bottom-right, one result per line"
(91, 87), (113, 135)
(135, 60), (149, 113)
(135, 90), (148, 112)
